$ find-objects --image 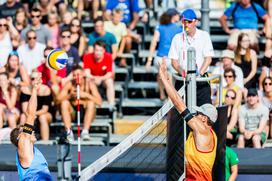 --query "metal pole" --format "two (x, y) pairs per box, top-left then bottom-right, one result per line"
(186, 47), (197, 112)
(76, 74), (81, 176)
(201, 0), (210, 33)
